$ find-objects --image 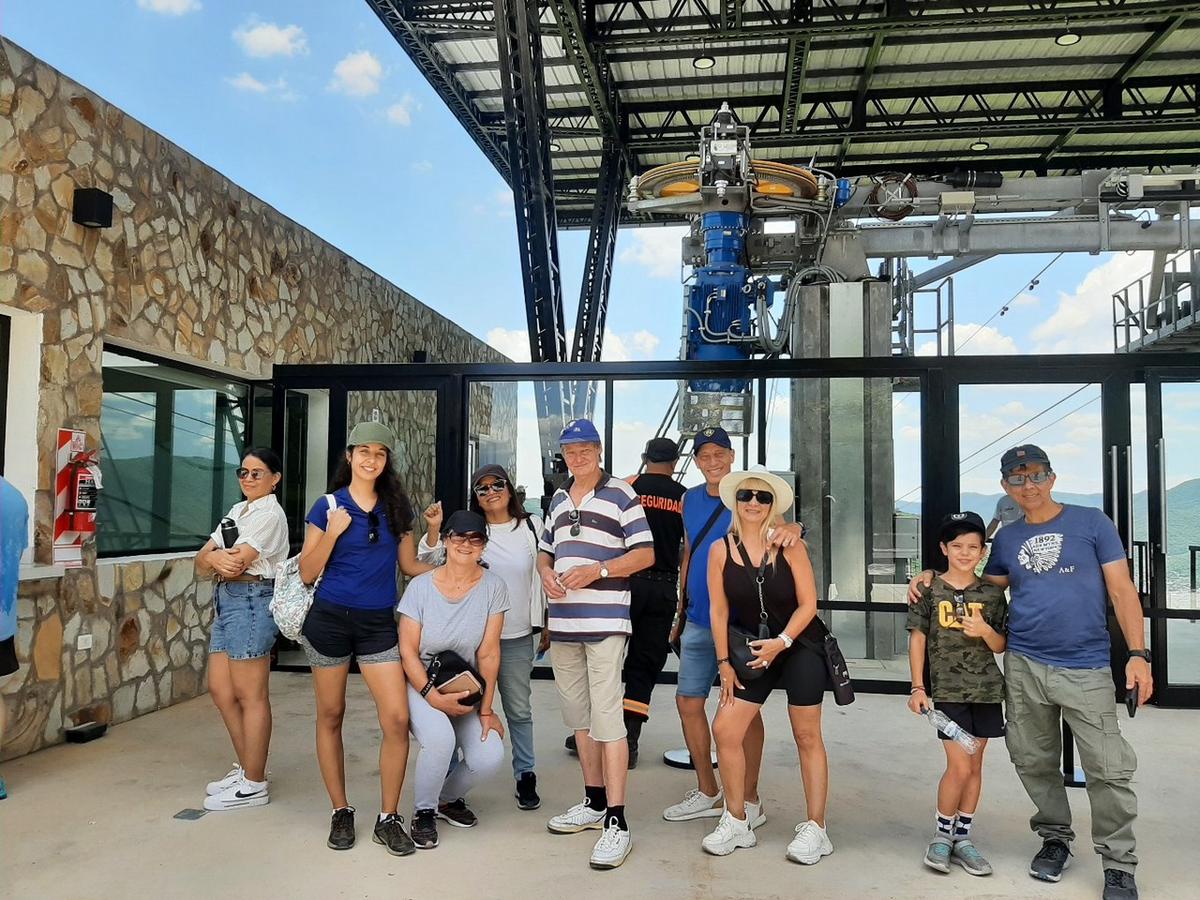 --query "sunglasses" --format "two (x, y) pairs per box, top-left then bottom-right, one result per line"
(367, 510), (380, 544)
(235, 468), (269, 481)
(735, 489), (774, 504)
(1005, 471), (1053, 486)
(448, 532), (487, 547)
(567, 509), (581, 537)
(473, 478), (509, 496)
